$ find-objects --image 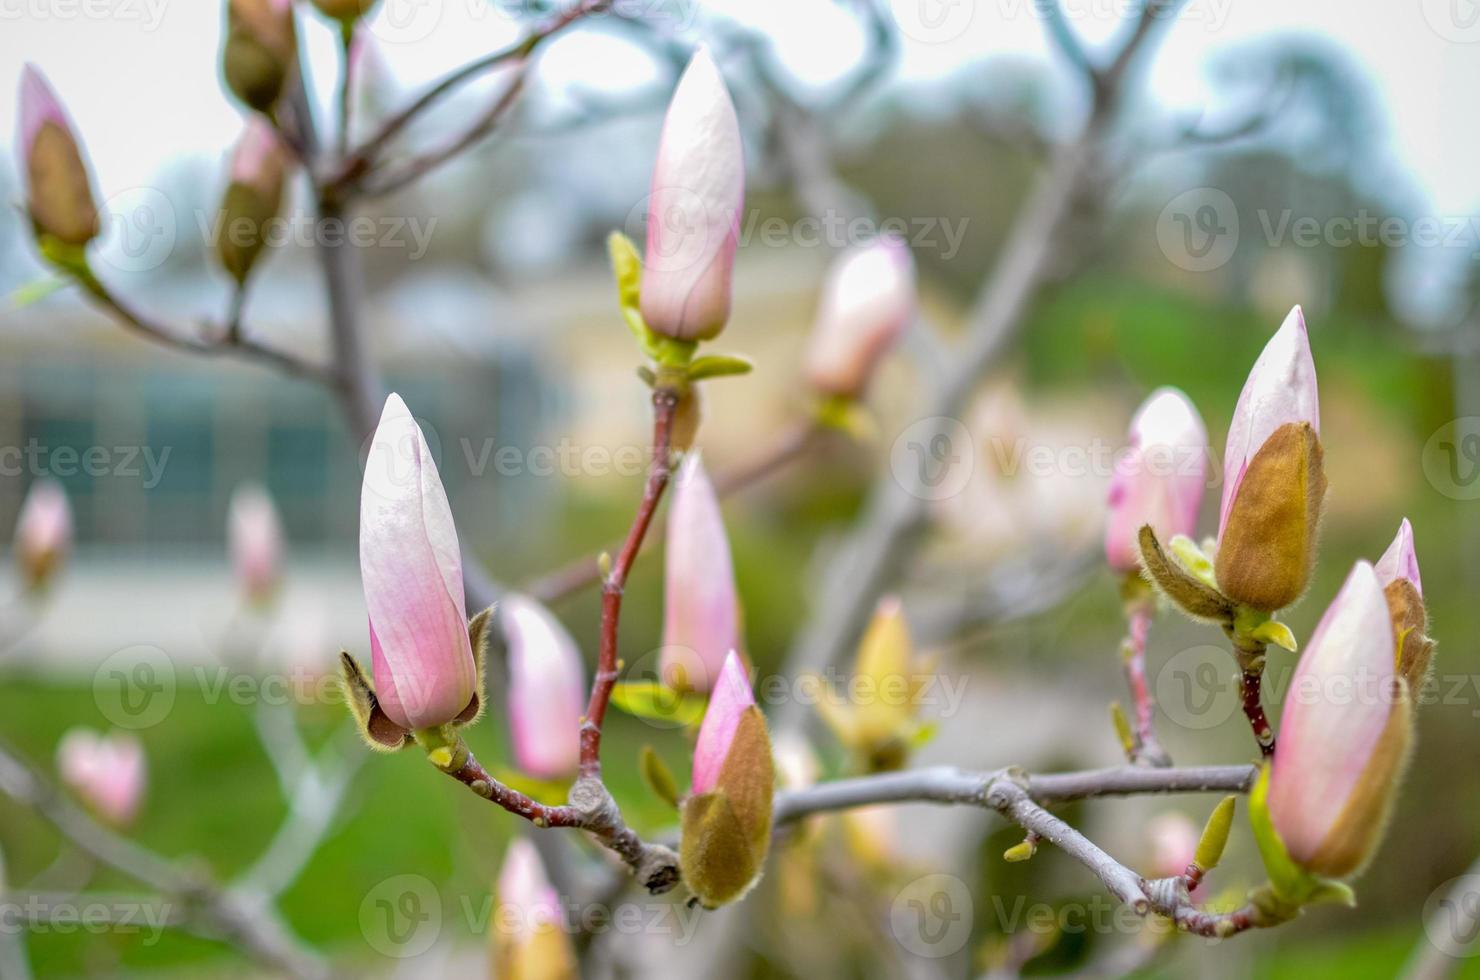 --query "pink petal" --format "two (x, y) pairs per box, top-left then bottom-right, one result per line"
(662, 455), (739, 691)
(1104, 387), (1208, 571)
(1218, 306), (1319, 539)
(18, 64), (72, 155)
(497, 839), (563, 941)
(16, 478), (72, 566)
(639, 46), (745, 341)
(229, 117), (287, 197)
(1267, 561), (1396, 865)
(229, 482), (284, 602)
(503, 594), (585, 780)
(691, 650), (755, 795)
(360, 394), (475, 730)
(1373, 518), (1421, 597)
